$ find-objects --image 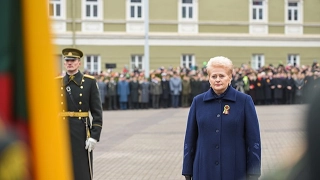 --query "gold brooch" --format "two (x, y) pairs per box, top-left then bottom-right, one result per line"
(223, 105), (230, 115)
